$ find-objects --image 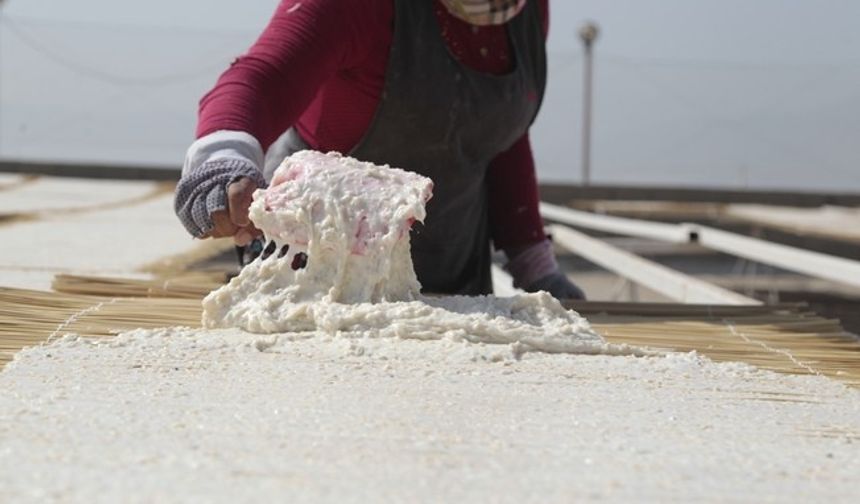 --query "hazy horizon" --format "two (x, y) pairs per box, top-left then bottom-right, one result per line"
(1, 0), (859, 191)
